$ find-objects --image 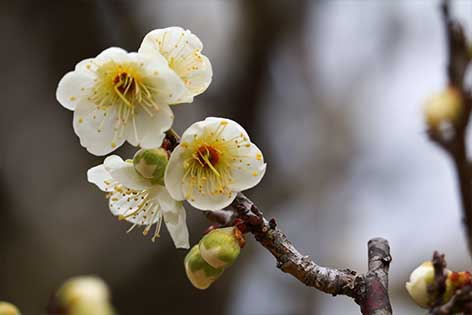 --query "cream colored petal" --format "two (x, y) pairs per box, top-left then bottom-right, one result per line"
(227, 143), (266, 191)
(73, 100), (125, 156)
(164, 145), (188, 201)
(138, 27), (212, 101)
(139, 52), (187, 105)
(56, 71), (94, 110)
(149, 187), (190, 249)
(104, 155), (152, 190)
(108, 189), (160, 226)
(125, 102), (174, 149)
(185, 187), (237, 211)
(95, 47), (129, 64)
(205, 117), (250, 141)
(87, 164), (113, 192)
